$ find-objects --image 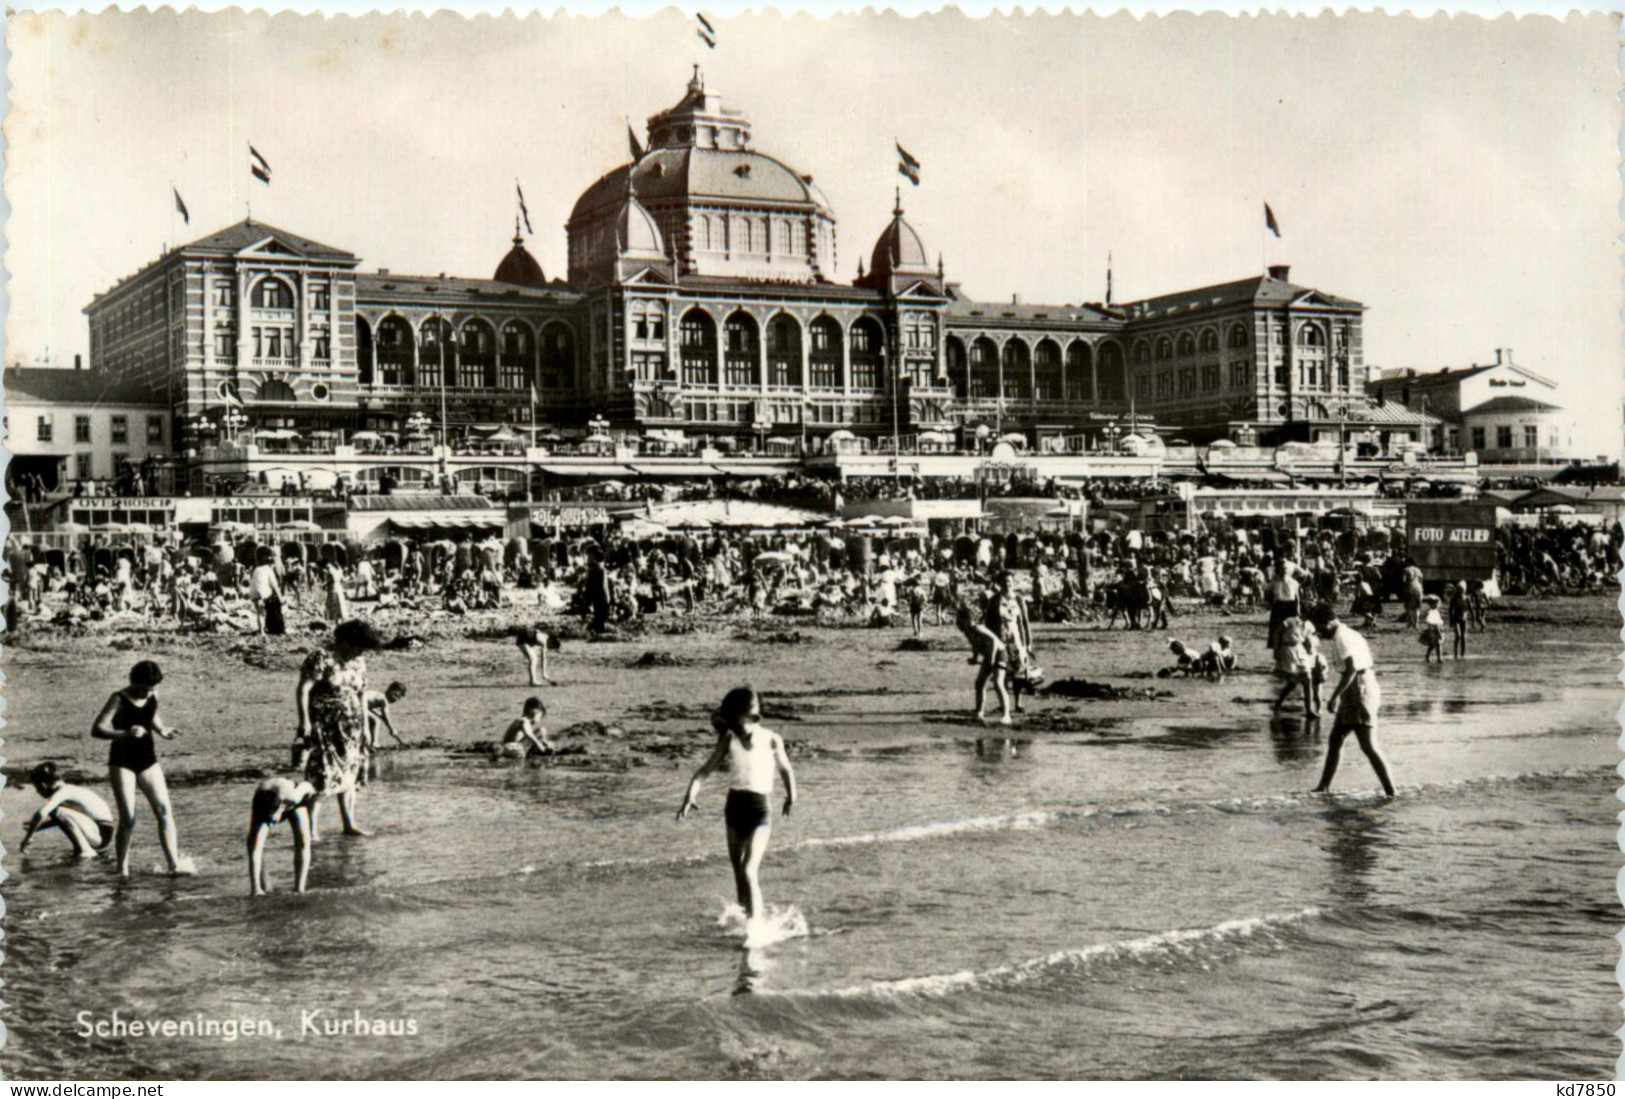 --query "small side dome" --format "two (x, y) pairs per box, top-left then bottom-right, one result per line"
(616, 194), (667, 260)
(494, 225), (547, 287)
(869, 195), (933, 280)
